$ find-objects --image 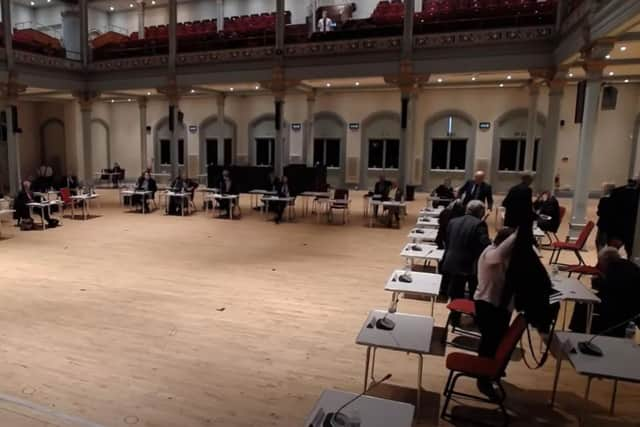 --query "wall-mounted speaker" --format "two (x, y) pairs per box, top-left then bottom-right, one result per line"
(275, 101), (282, 131)
(574, 80), (586, 124)
(146, 125), (152, 133)
(178, 110), (184, 124)
(560, 119), (565, 127)
(11, 105), (21, 134)
(169, 106), (175, 132)
(401, 97), (409, 129)
(601, 86), (618, 110)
